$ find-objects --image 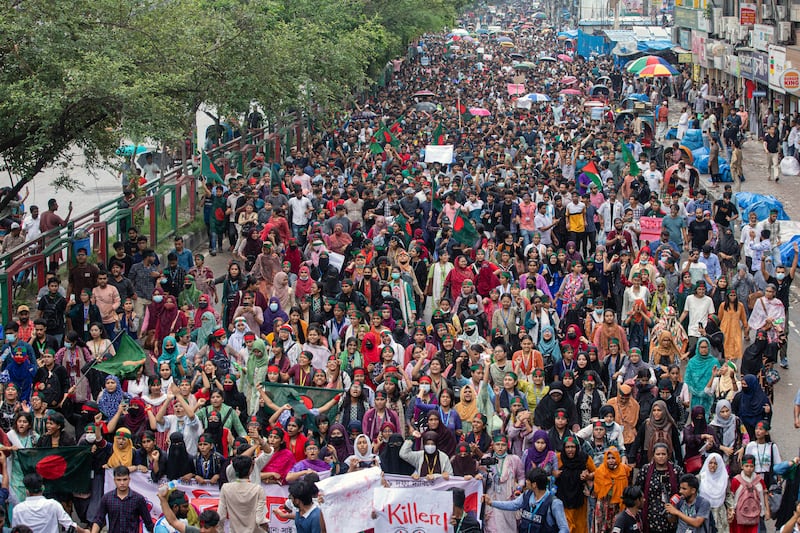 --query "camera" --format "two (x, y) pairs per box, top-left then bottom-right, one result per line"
(480, 456), (499, 466)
